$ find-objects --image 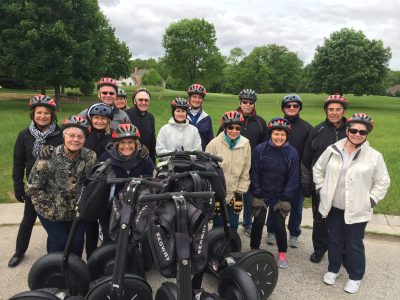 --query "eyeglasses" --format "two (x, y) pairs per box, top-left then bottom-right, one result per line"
(226, 125), (241, 131)
(285, 104), (300, 109)
(348, 128), (368, 136)
(65, 133), (85, 140)
(240, 100), (254, 105)
(101, 91), (115, 96)
(136, 98), (150, 103)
